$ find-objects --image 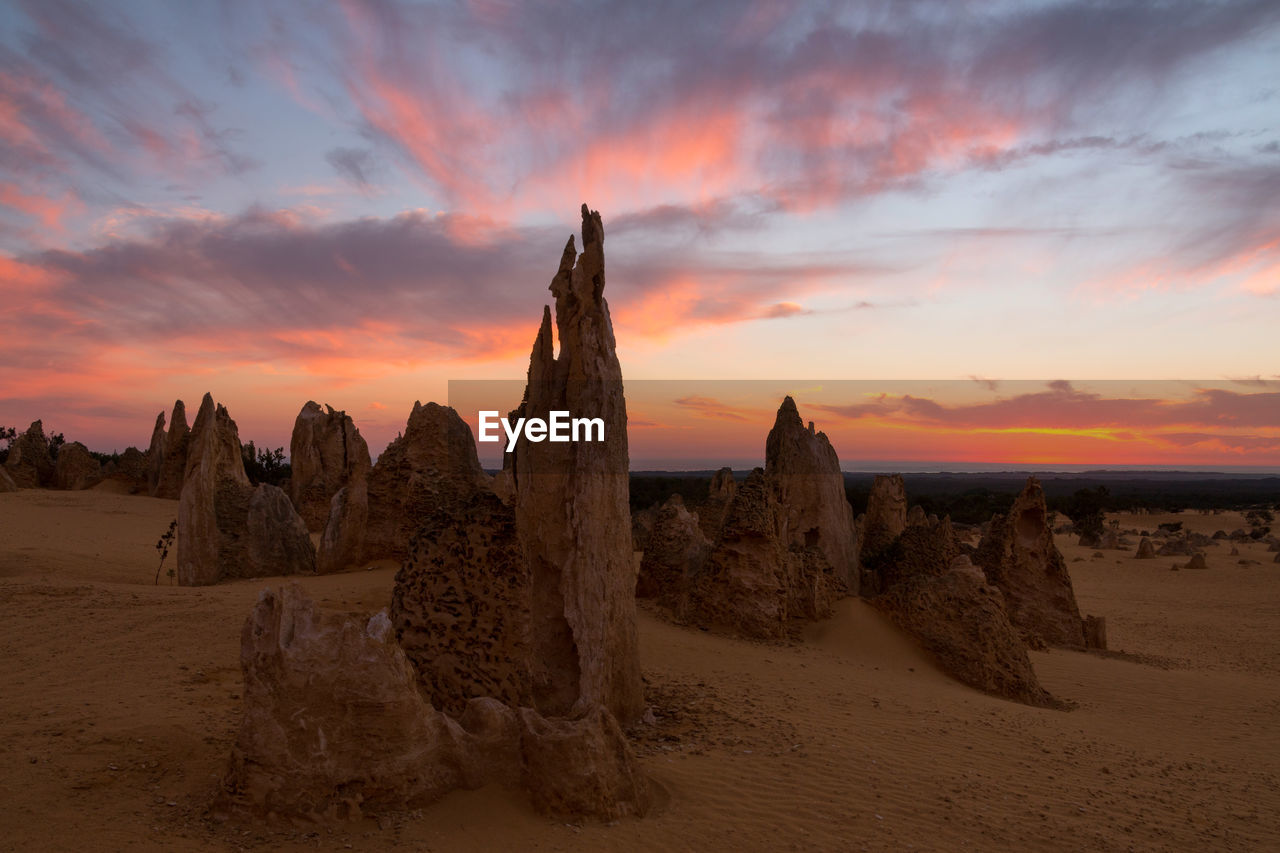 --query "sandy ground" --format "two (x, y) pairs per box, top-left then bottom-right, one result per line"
(1, 490), (1278, 851)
